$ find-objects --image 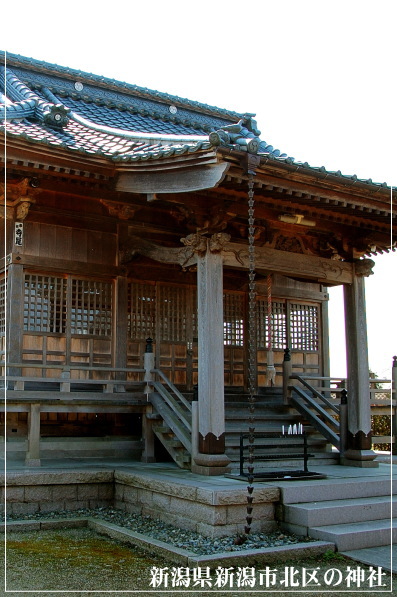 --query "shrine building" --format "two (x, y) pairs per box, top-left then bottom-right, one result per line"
(1, 51), (395, 476)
